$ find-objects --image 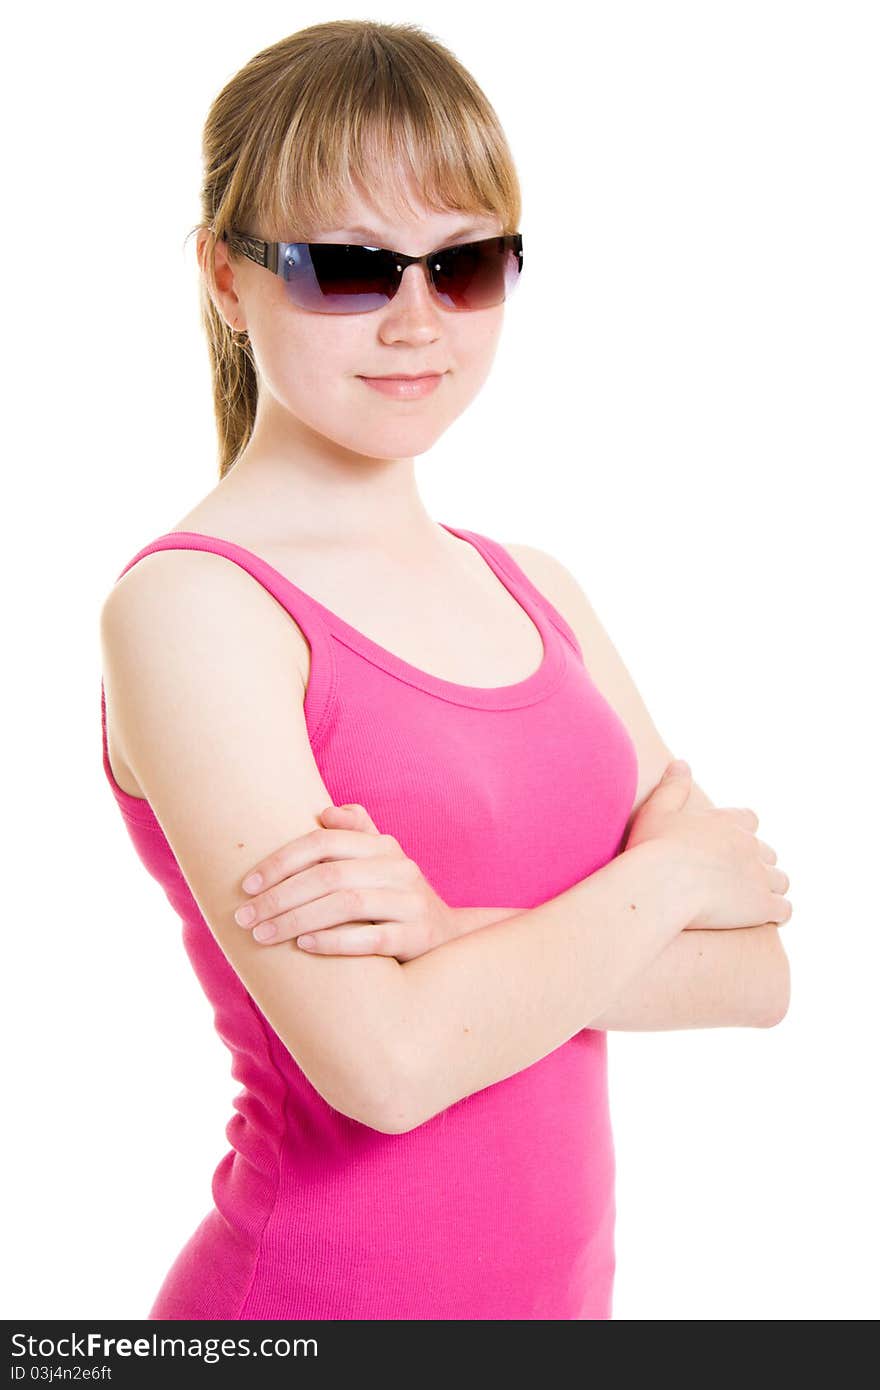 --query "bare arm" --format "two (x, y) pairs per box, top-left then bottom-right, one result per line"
(587, 924), (789, 1030)
(496, 542), (792, 1032)
(394, 838), (699, 1128)
(447, 906), (788, 1030)
(588, 766), (790, 1029)
(447, 767), (792, 1033)
(101, 550), (699, 1138)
